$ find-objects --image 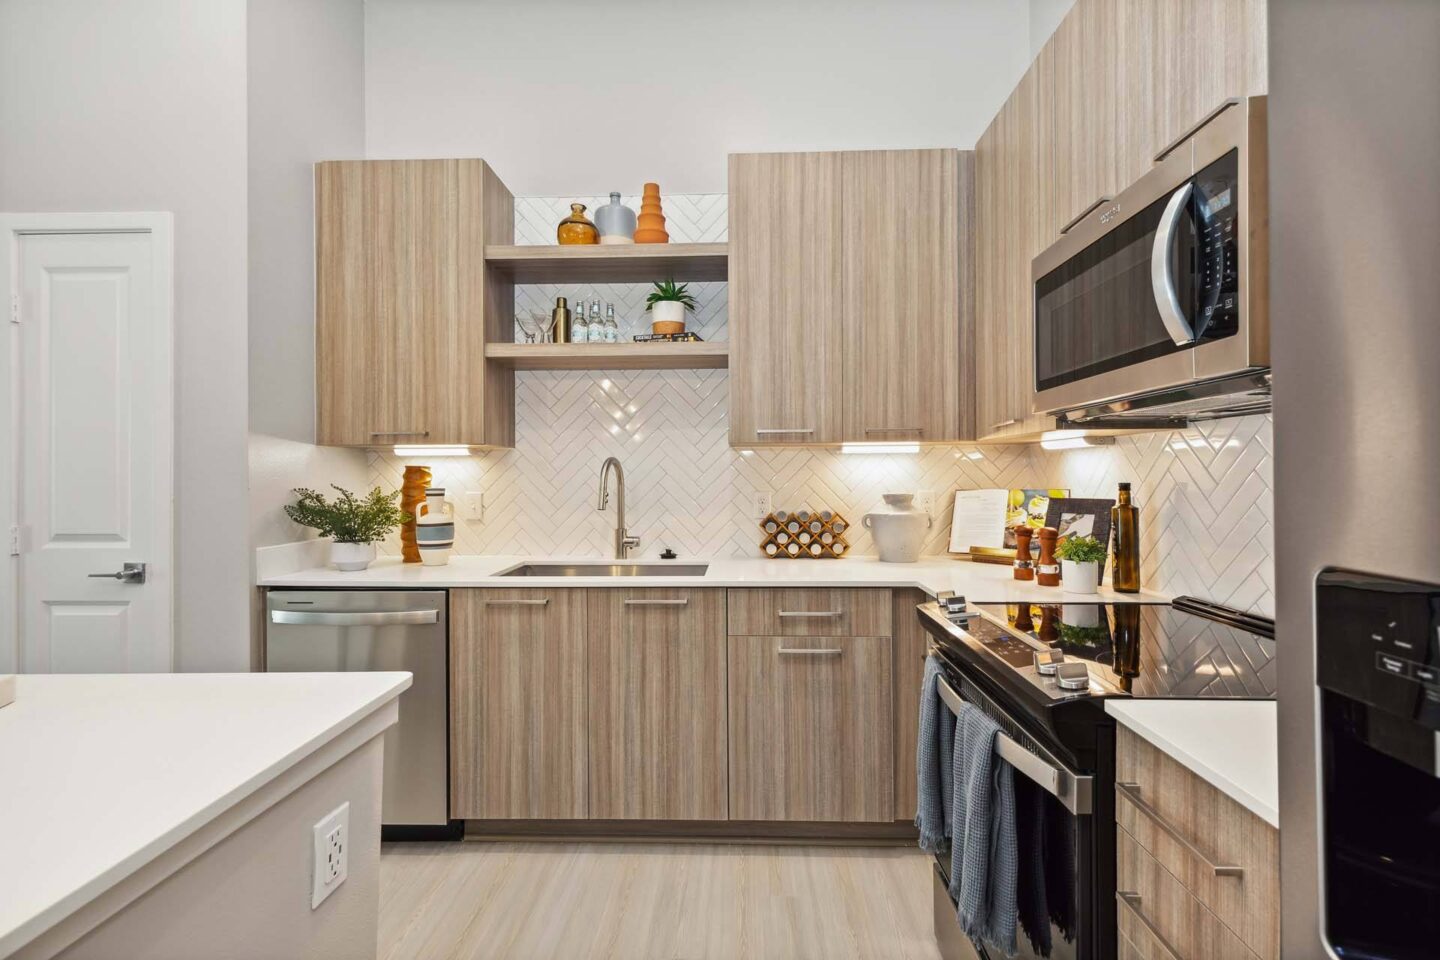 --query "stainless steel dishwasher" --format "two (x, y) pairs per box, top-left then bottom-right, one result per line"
(265, 590), (448, 828)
